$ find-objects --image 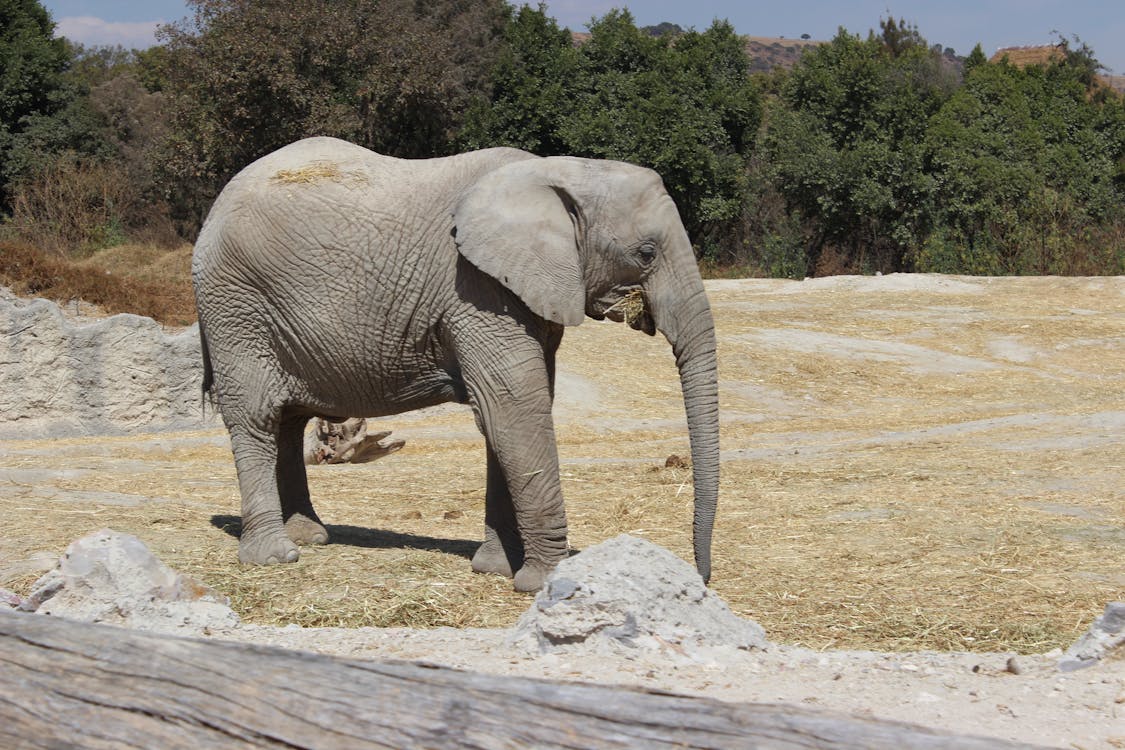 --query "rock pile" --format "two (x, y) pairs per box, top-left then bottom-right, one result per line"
(511, 534), (768, 657)
(15, 529), (238, 636)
